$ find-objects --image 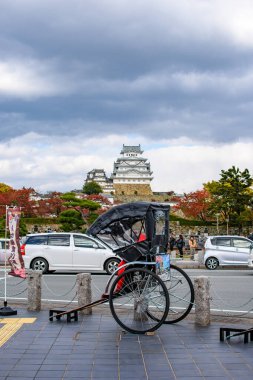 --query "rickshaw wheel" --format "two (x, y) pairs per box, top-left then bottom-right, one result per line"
(109, 267), (169, 334)
(149, 264), (194, 324)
